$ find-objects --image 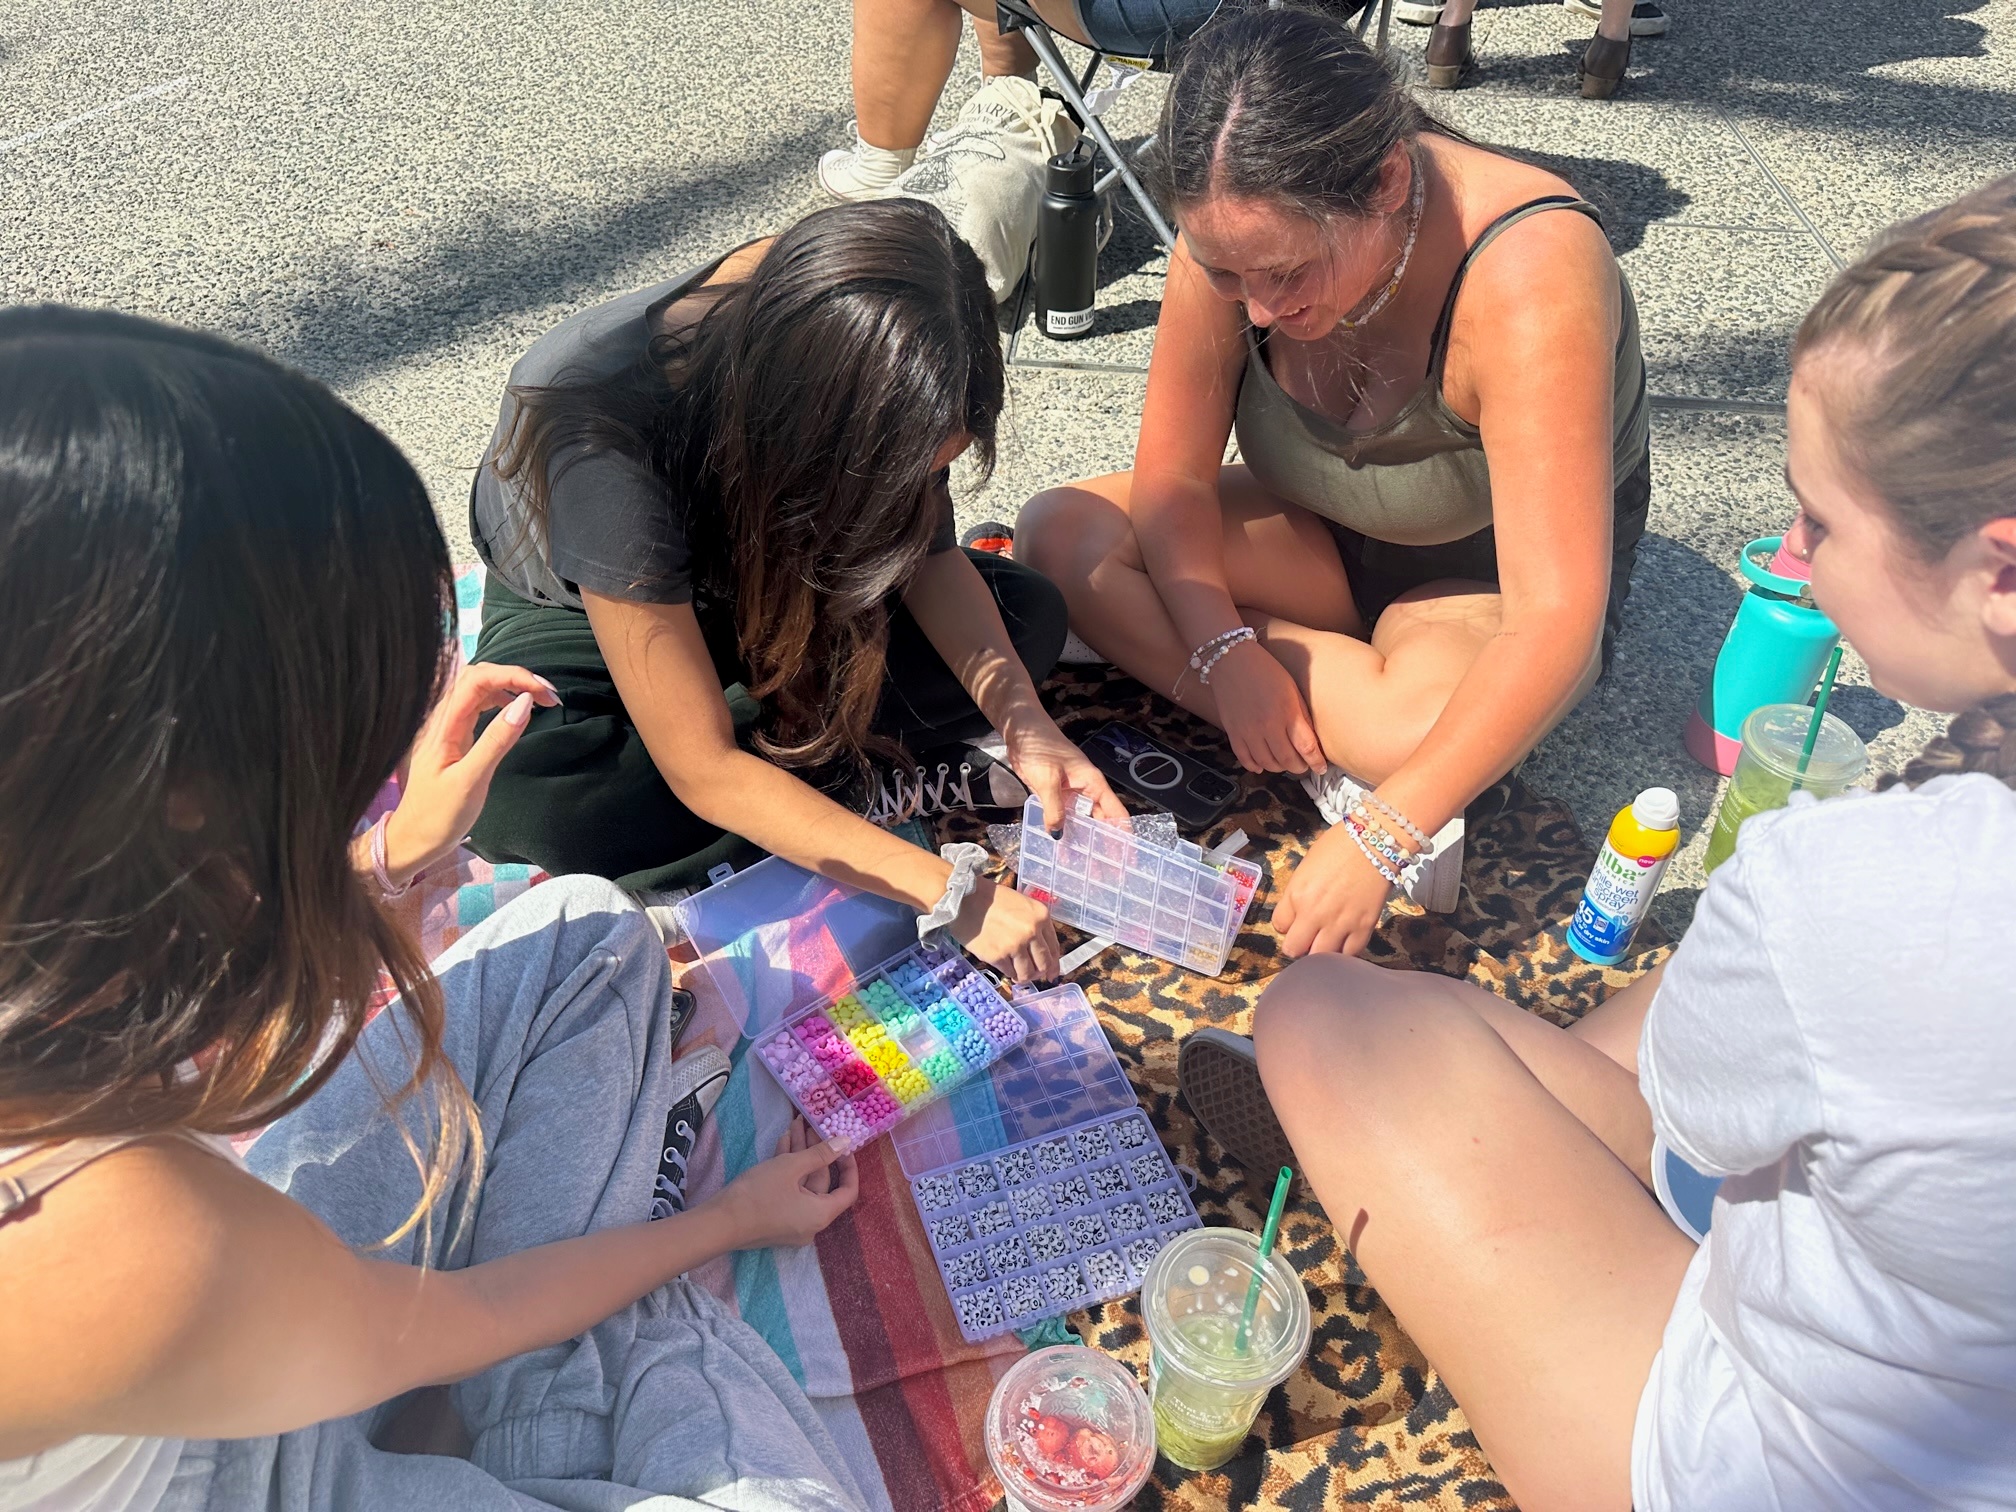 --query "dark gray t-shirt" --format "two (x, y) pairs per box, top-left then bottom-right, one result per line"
(470, 254), (956, 612)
